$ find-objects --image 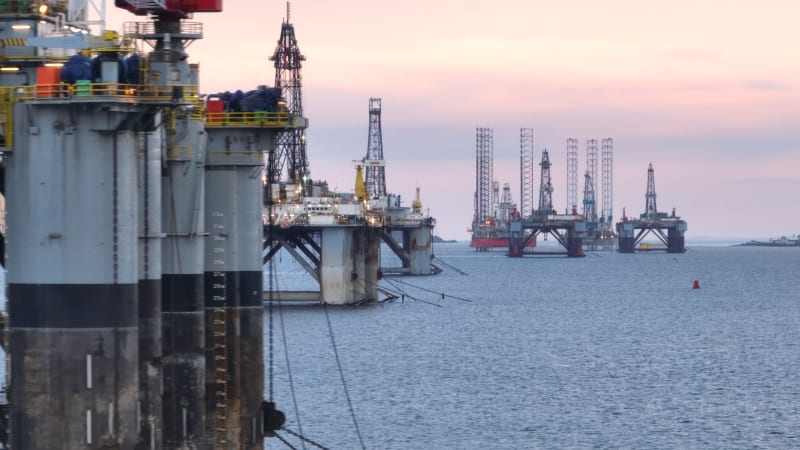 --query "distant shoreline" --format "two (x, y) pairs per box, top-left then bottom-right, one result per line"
(433, 235), (458, 244)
